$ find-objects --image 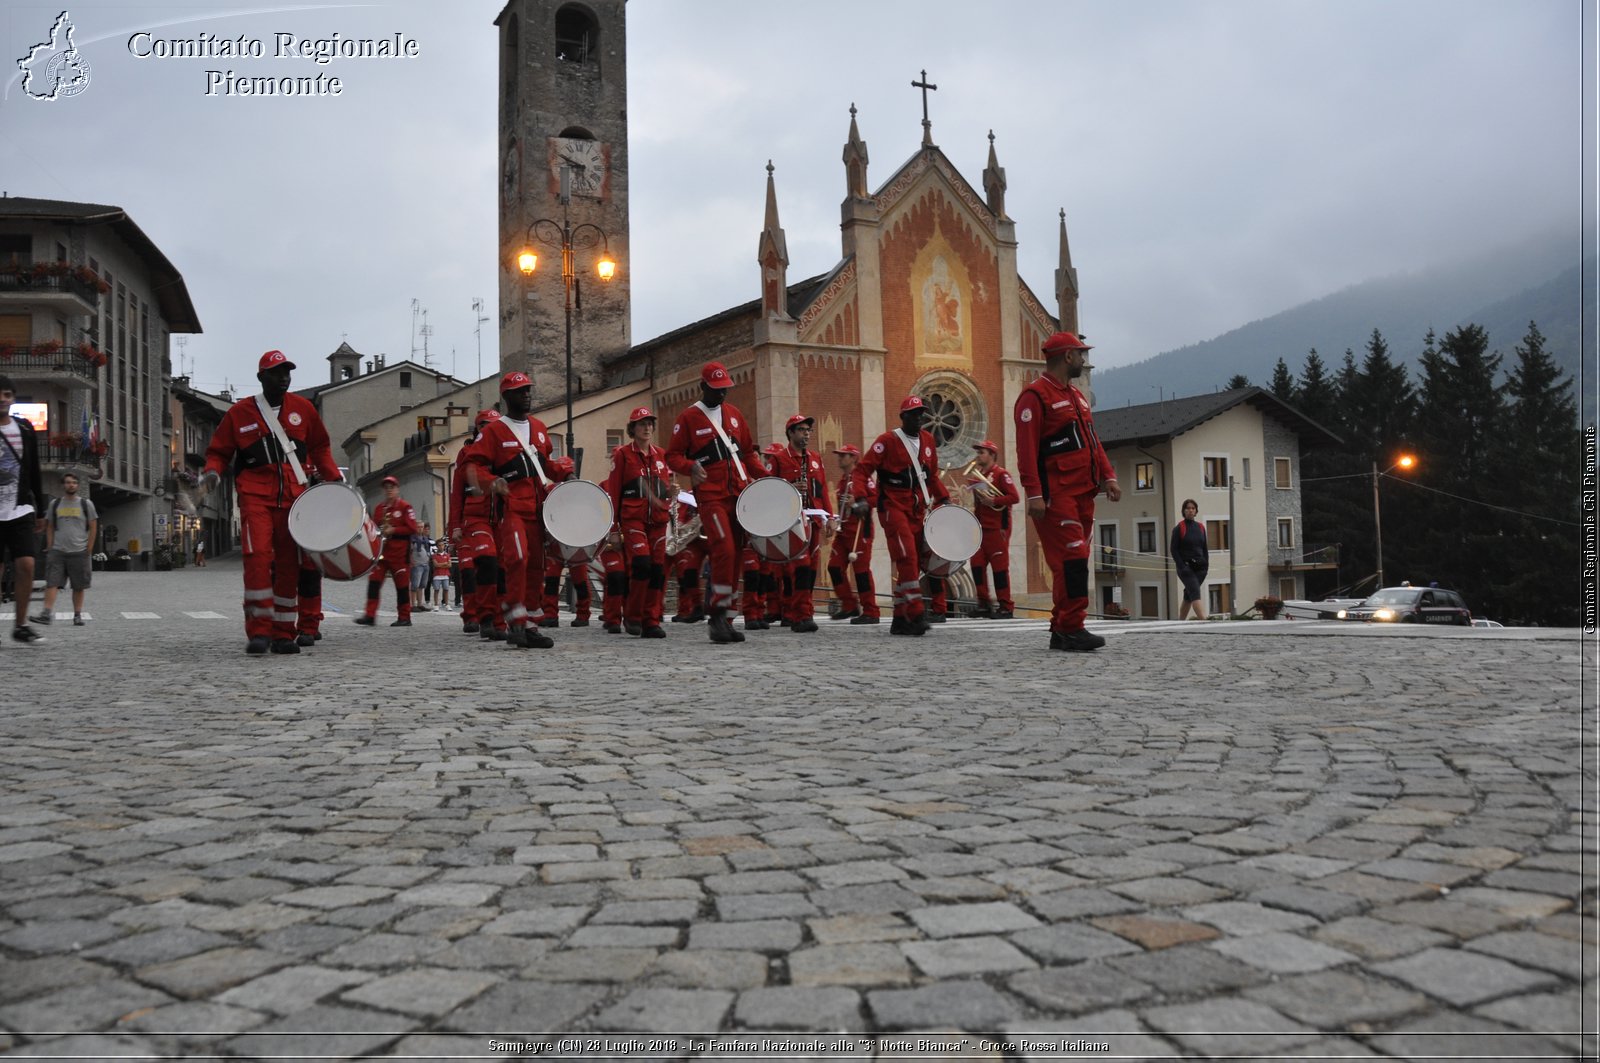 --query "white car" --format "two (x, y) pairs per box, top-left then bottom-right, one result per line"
(1471, 618), (1505, 629)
